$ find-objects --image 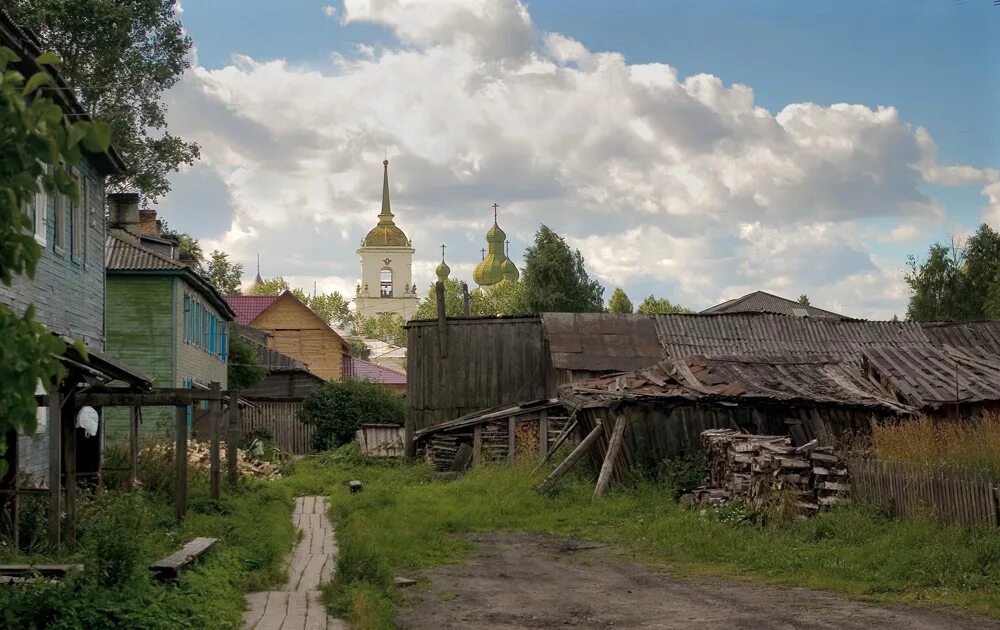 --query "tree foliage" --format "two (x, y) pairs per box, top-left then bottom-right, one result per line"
(226, 337), (266, 390)
(413, 278), (467, 320)
(0, 47), (111, 460)
(299, 379), (405, 451)
(521, 225), (604, 313)
(205, 250), (243, 295)
(607, 287), (633, 314)
(356, 312), (406, 347)
(246, 276), (289, 296)
(636, 295), (694, 314)
(905, 225), (1000, 322)
(291, 288), (353, 330)
(797, 294), (811, 306)
(8, 0), (200, 202)
(348, 338), (371, 360)
(472, 280), (529, 316)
